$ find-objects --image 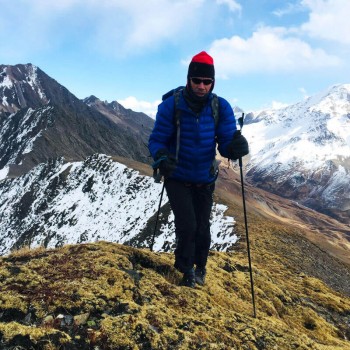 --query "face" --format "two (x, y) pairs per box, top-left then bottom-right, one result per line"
(189, 77), (213, 97)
